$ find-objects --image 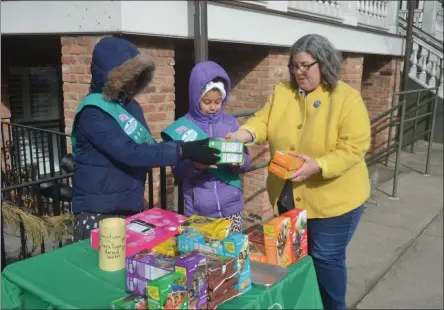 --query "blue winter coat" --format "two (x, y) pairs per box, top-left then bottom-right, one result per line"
(72, 37), (181, 214)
